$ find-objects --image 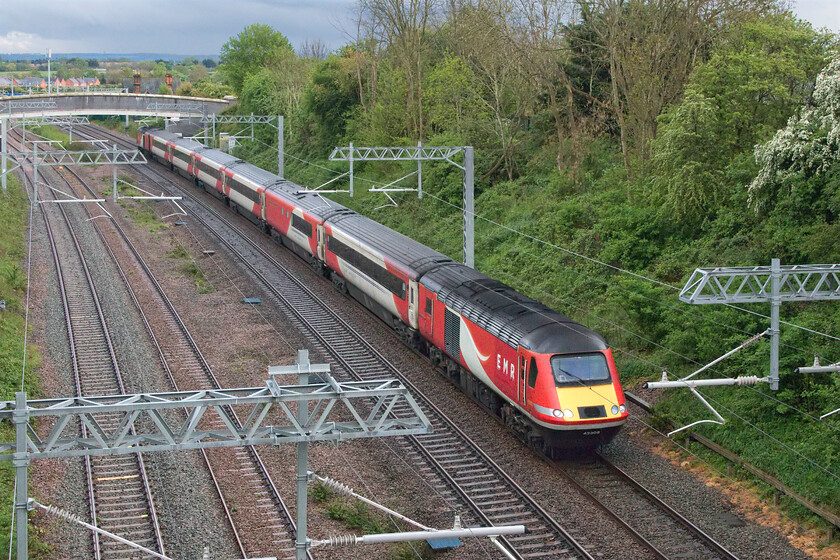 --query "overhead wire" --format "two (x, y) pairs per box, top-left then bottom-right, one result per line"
(269, 143), (839, 350)
(193, 132), (840, 548)
(266, 144), (840, 433)
(626, 412), (840, 556)
(406, 198), (840, 434)
(418, 190), (840, 344)
(120, 136), (473, 543)
(387, 201), (840, 487)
